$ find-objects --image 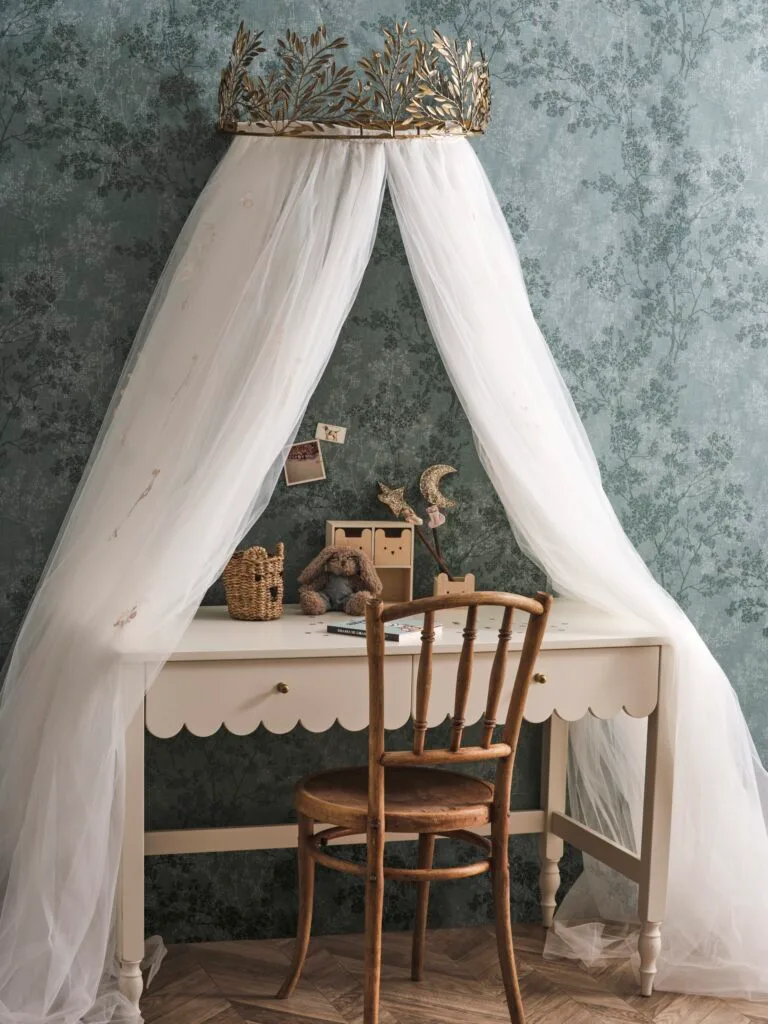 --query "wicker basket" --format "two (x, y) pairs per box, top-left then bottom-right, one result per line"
(223, 543), (285, 621)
